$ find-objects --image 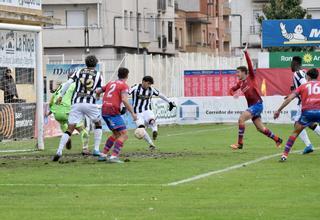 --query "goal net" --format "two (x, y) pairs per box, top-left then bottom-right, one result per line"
(0, 25), (43, 153)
